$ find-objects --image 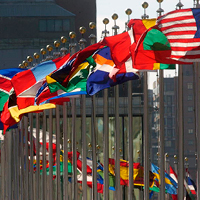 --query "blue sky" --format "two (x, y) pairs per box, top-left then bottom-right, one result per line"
(96, 0), (194, 88)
